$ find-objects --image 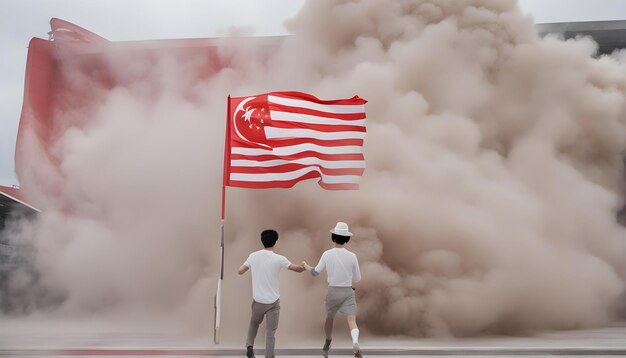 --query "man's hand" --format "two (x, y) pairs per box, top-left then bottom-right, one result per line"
(302, 261), (319, 277)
